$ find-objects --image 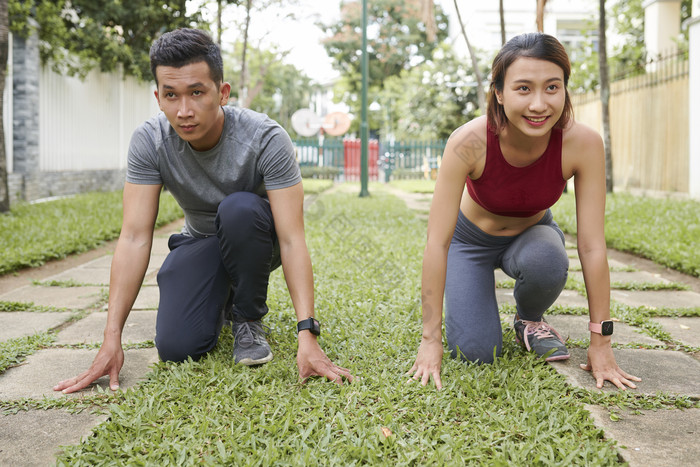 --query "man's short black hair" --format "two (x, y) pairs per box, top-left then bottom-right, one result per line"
(150, 28), (224, 86)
